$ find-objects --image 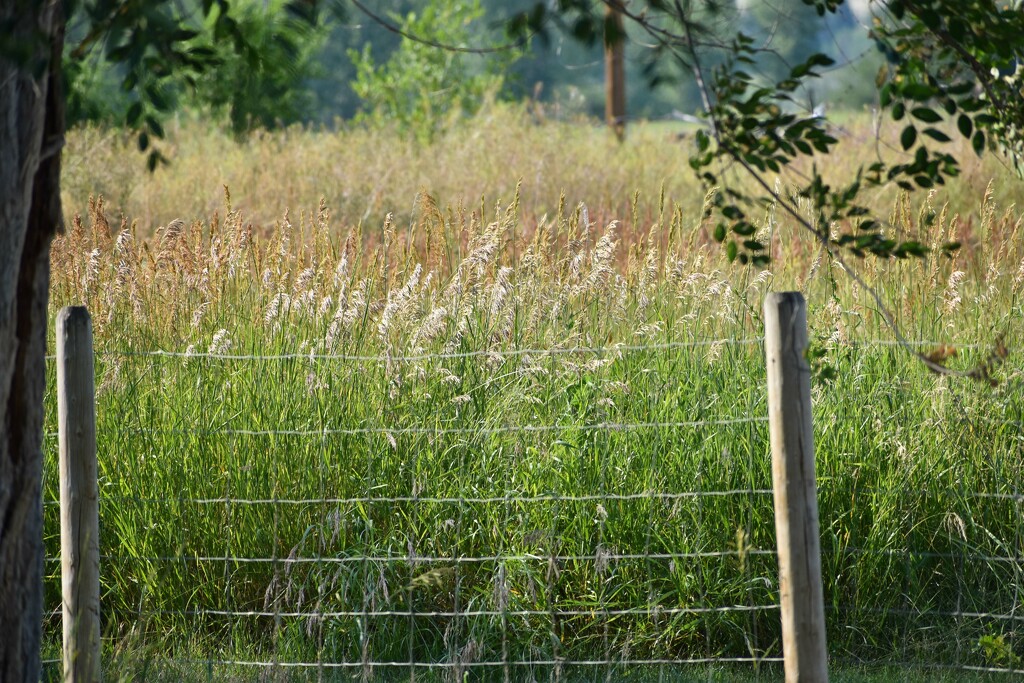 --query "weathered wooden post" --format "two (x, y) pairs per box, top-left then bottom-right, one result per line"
(604, 0), (626, 141)
(764, 292), (828, 682)
(57, 306), (102, 682)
